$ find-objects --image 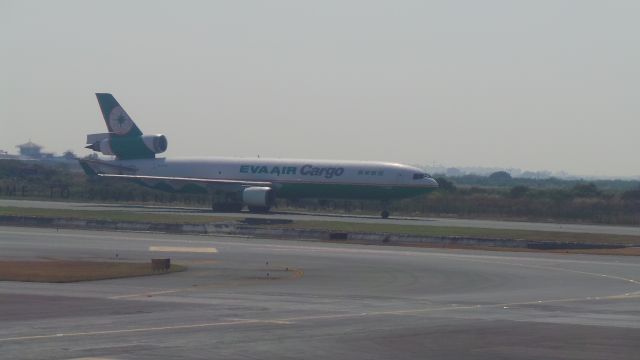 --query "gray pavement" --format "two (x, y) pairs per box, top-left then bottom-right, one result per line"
(3, 198), (640, 236)
(0, 225), (639, 359)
